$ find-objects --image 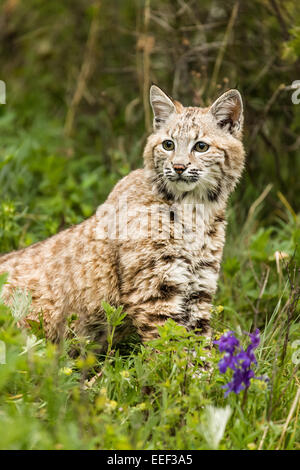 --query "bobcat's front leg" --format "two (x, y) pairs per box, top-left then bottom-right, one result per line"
(125, 296), (184, 342)
(125, 292), (212, 343)
(119, 246), (215, 342)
